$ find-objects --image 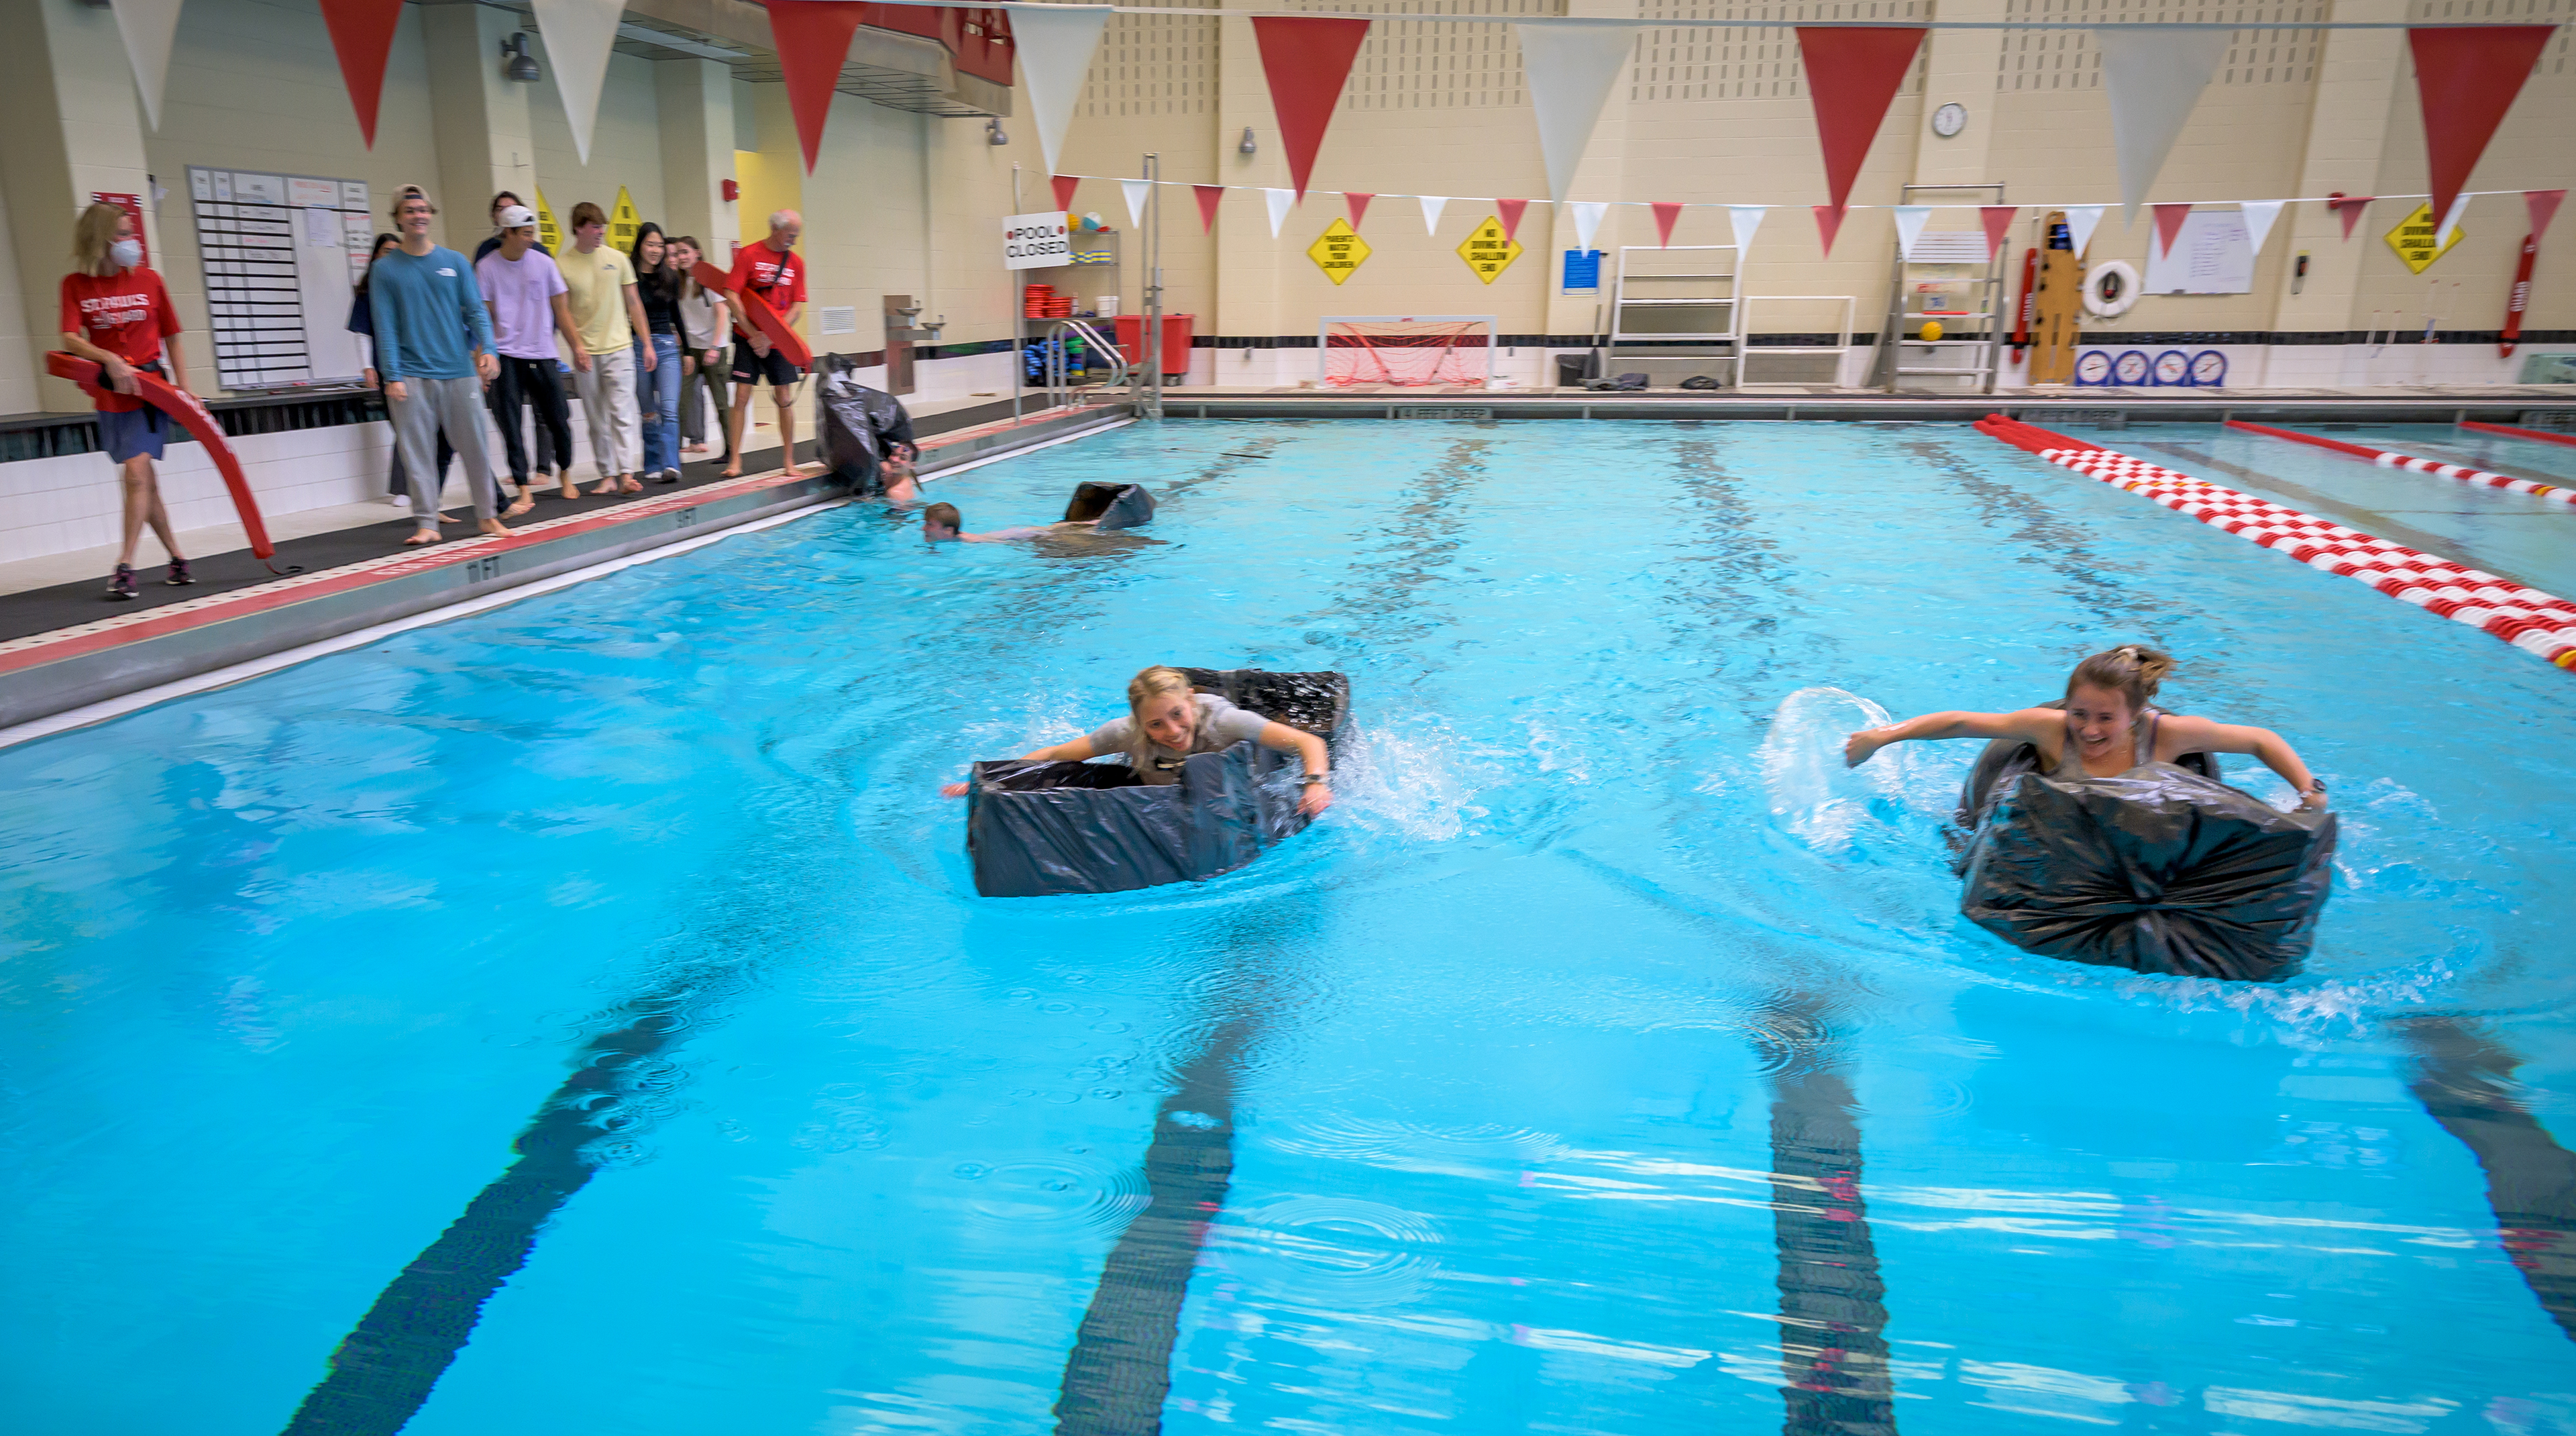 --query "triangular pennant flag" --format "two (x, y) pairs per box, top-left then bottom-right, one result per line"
(1250, 17), (1372, 200)
(107, 0), (186, 130)
(1497, 198), (1529, 241)
(2435, 193), (2471, 248)
(2151, 202), (2192, 257)
(1051, 174), (1080, 213)
(1264, 187), (1294, 238)
(1345, 192), (1374, 229)
(1891, 205), (1933, 260)
(1794, 27), (1927, 215)
(766, 0), (867, 174)
(1010, 4), (1114, 179)
(1652, 201), (1684, 248)
(2409, 25), (2557, 230)
(1814, 204), (1845, 258)
(2238, 199), (2284, 256)
(1194, 184), (1225, 235)
(2063, 204), (2106, 258)
(2092, 25), (2231, 221)
(1570, 201), (1609, 251)
(1979, 205), (2019, 262)
(1419, 195), (1450, 235)
(2530, 189), (2568, 244)
(2330, 194), (2373, 242)
(531, 0), (626, 165)
(318, 0), (405, 148)
(1122, 178), (1152, 229)
(1515, 23), (1642, 205)
(1728, 205), (1766, 254)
